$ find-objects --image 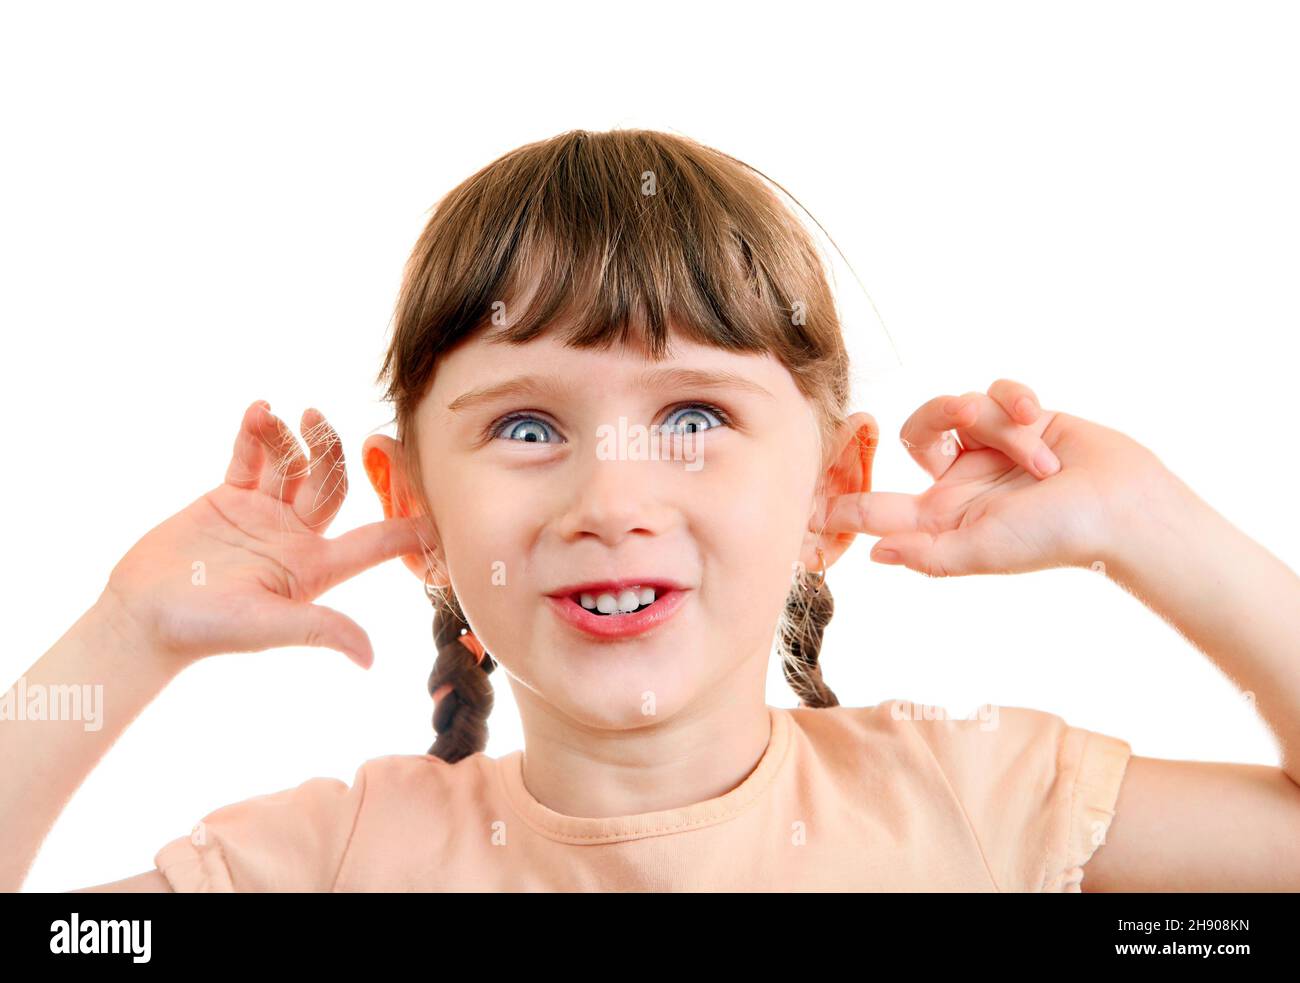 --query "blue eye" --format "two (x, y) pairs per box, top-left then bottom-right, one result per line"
(486, 402), (732, 445)
(491, 414), (558, 443)
(662, 403), (730, 434)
